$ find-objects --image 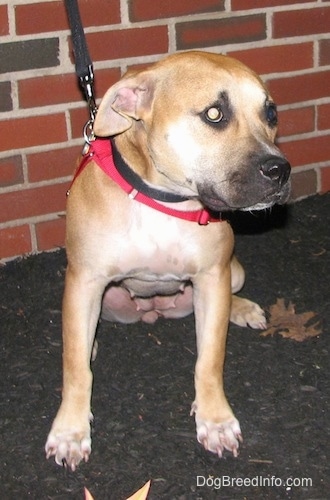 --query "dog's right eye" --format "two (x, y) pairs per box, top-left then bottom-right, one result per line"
(200, 95), (230, 128)
(205, 106), (224, 123)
